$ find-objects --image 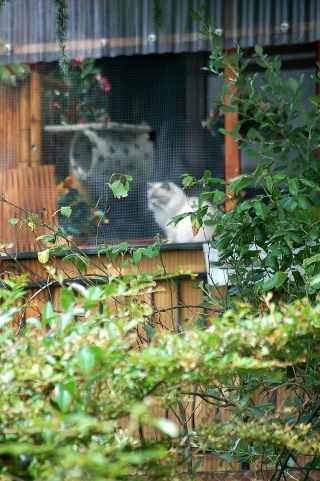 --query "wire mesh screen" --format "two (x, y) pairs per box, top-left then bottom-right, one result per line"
(0, 51), (225, 252)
